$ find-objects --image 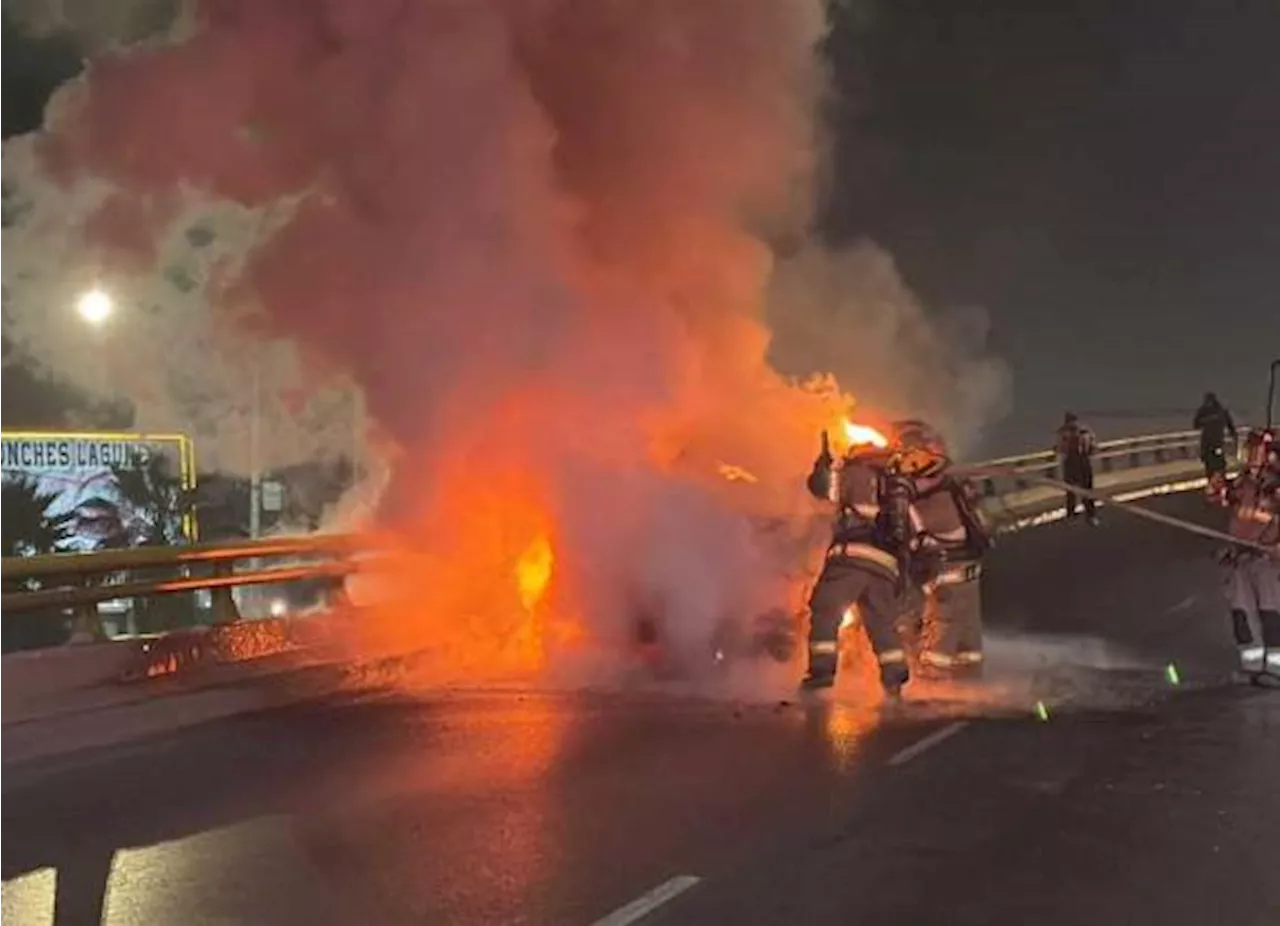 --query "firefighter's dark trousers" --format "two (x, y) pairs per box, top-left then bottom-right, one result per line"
(1223, 552), (1280, 677)
(807, 555), (908, 691)
(919, 562), (984, 675)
